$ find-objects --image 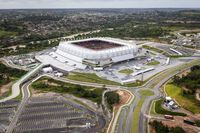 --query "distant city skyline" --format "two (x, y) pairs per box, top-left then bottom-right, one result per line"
(0, 0), (200, 9)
